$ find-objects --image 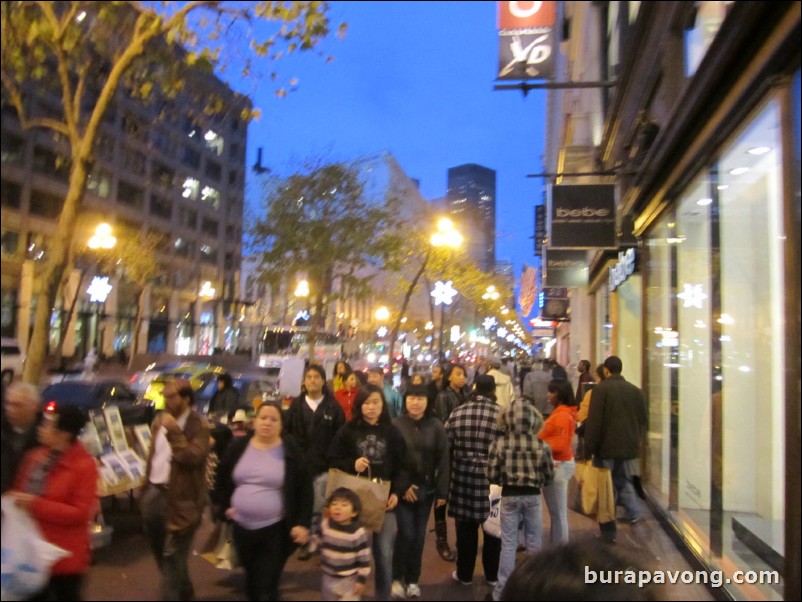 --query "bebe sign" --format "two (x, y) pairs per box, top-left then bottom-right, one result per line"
(549, 184), (617, 249)
(556, 207), (610, 218)
(609, 248), (637, 291)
